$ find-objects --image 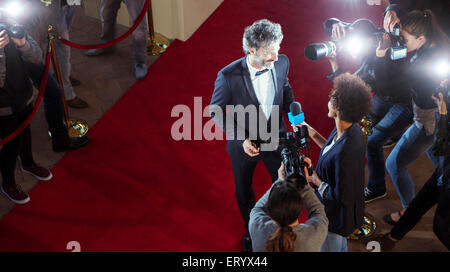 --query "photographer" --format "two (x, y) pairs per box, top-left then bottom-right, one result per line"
(322, 7), (415, 204)
(301, 73), (372, 252)
(370, 90), (450, 250)
(249, 162), (328, 252)
(383, 9), (450, 224)
(0, 21), (52, 204)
